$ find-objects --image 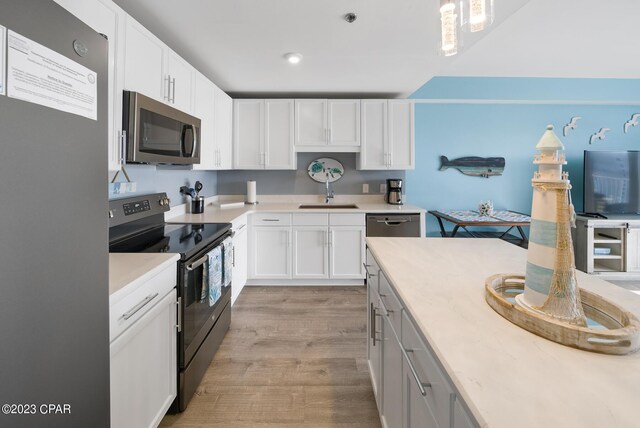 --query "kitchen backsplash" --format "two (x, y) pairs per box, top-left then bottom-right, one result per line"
(108, 165), (218, 204)
(216, 153), (406, 195)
